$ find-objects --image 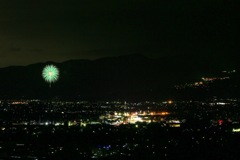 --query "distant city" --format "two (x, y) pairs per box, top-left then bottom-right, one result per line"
(175, 70), (236, 90)
(1, 98), (240, 159)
